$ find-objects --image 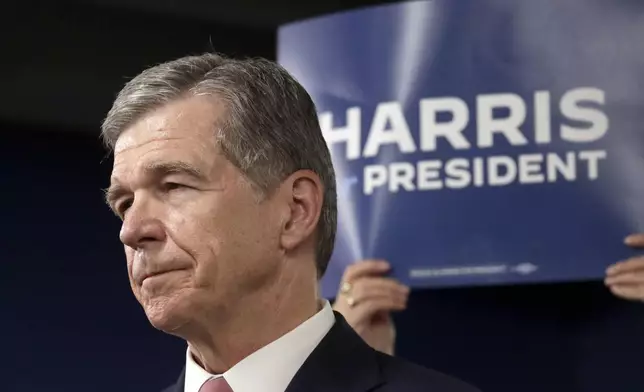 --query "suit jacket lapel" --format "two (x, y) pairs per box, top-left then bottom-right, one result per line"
(285, 311), (385, 392)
